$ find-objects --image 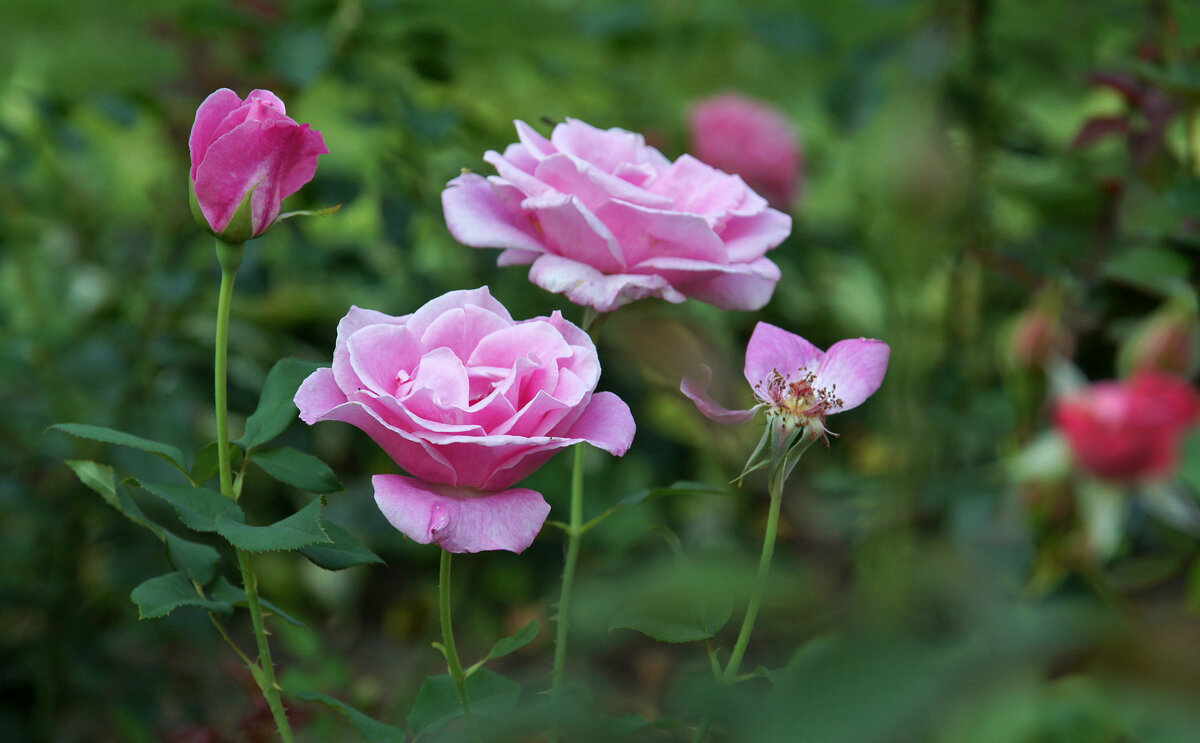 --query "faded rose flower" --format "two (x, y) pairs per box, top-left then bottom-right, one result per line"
(295, 287), (635, 553)
(189, 88), (329, 242)
(688, 93), (803, 210)
(442, 118), (791, 313)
